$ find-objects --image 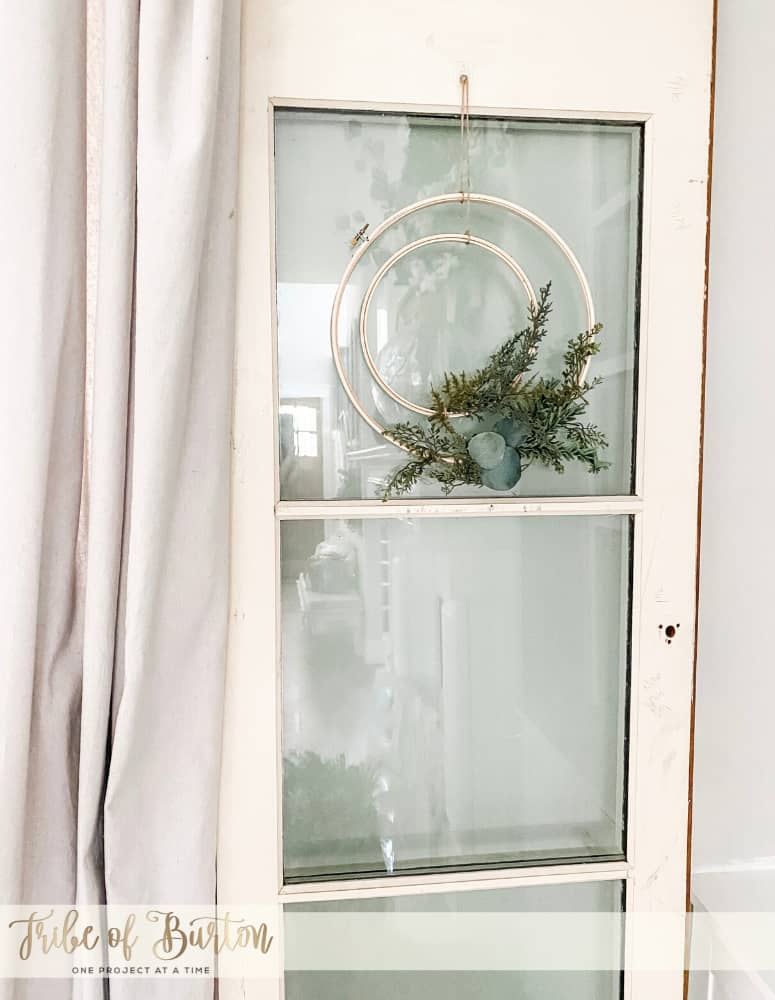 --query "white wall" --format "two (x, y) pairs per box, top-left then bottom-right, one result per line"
(692, 0), (775, 877)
